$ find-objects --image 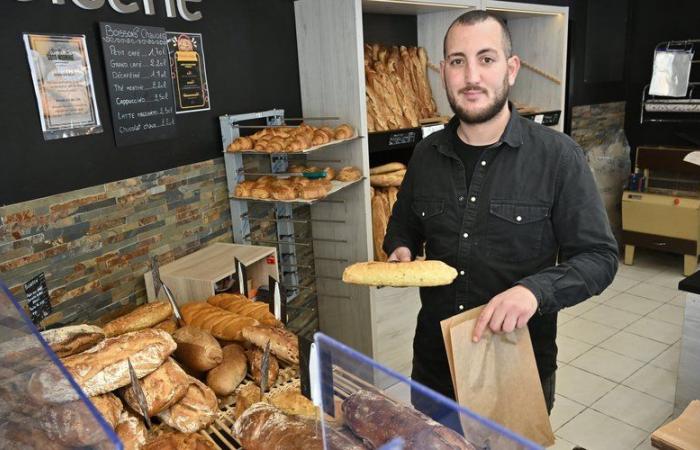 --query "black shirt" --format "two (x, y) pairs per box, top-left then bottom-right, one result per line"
(451, 129), (489, 189)
(383, 105), (618, 398)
